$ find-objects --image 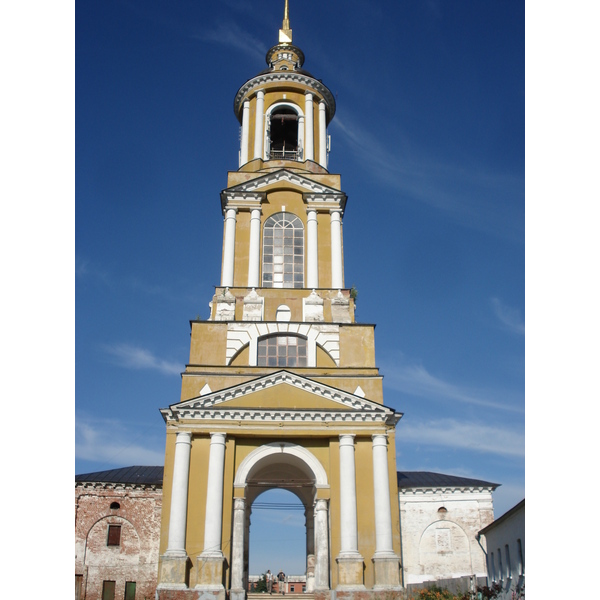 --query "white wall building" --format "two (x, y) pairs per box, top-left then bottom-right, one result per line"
(478, 499), (525, 599)
(398, 471), (498, 592)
